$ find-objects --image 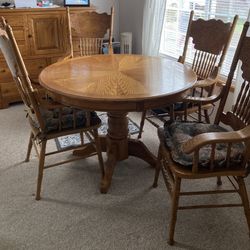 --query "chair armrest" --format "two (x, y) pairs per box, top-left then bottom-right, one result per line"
(193, 78), (217, 88)
(183, 80), (227, 106)
(183, 92), (221, 107)
(183, 125), (250, 154)
(192, 65), (219, 88)
(183, 94), (219, 104)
